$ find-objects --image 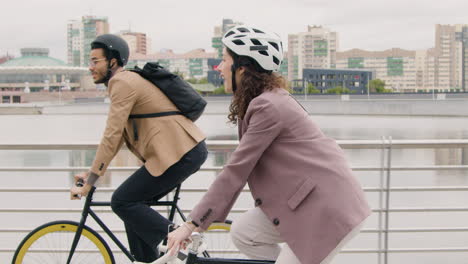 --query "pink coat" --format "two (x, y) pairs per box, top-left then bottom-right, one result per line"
(190, 88), (371, 264)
